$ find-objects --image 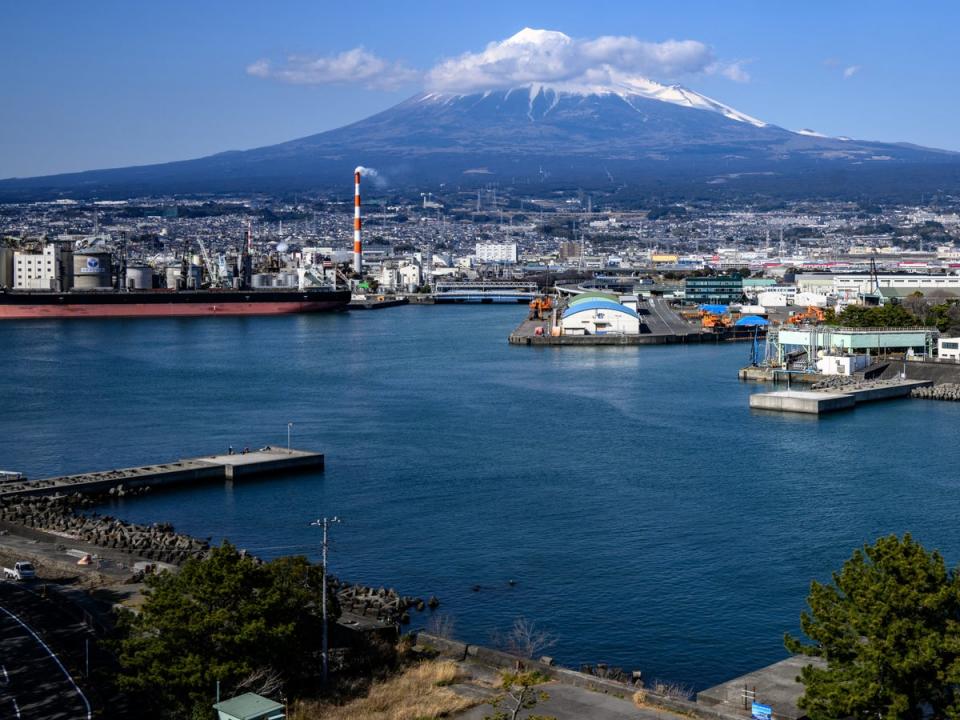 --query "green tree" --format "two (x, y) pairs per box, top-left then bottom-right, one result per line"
(484, 671), (555, 720)
(829, 304), (920, 328)
(785, 534), (960, 720)
(117, 542), (338, 719)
